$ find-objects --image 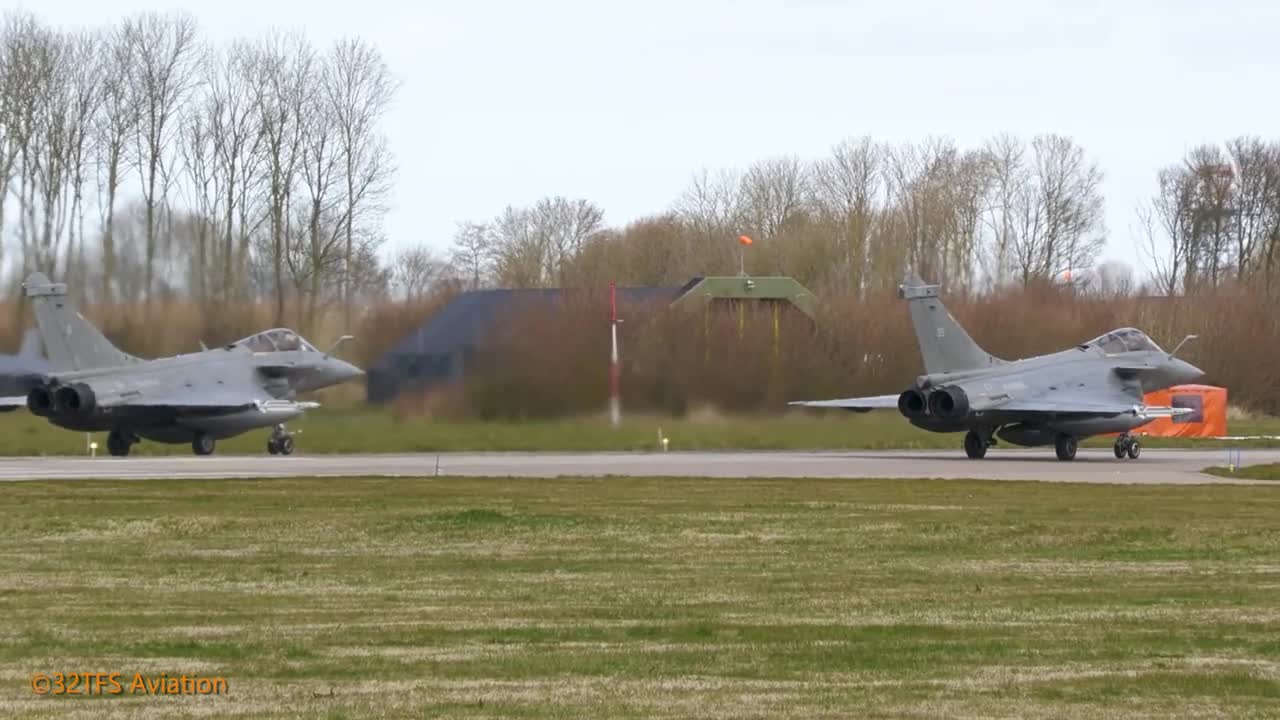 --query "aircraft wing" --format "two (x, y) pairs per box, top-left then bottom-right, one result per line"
(788, 394), (899, 412)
